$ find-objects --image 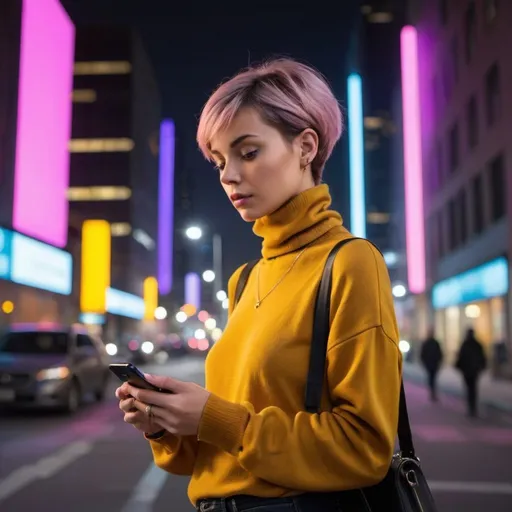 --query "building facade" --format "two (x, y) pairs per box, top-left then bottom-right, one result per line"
(69, 25), (161, 339)
(409, 0), (510, 369)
